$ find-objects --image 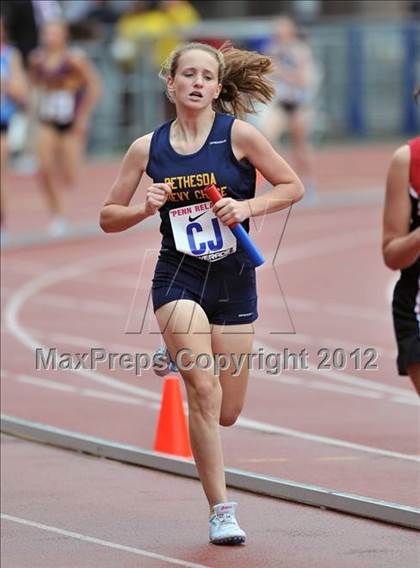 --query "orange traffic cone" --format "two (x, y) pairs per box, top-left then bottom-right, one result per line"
(154, 376), (192, 458)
